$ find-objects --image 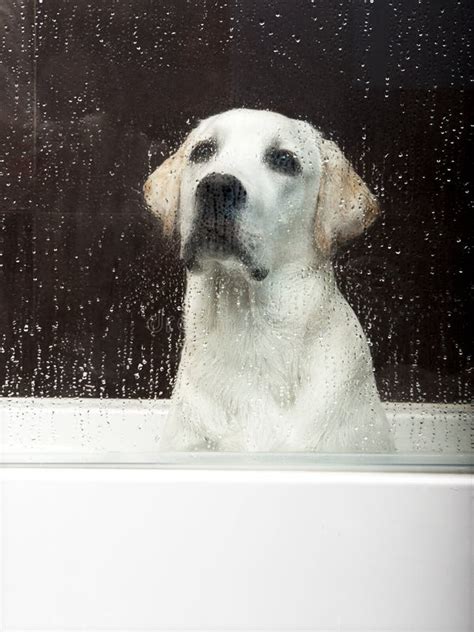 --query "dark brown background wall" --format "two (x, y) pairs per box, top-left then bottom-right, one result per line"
(0, 0), (472, 401)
